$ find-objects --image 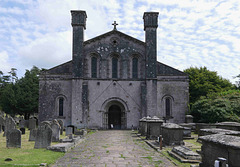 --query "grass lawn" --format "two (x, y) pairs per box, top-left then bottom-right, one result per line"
(0, 129), (65, 167)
